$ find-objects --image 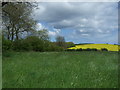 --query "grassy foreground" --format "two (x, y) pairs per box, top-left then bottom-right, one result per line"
(3, 51), (118, 88)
